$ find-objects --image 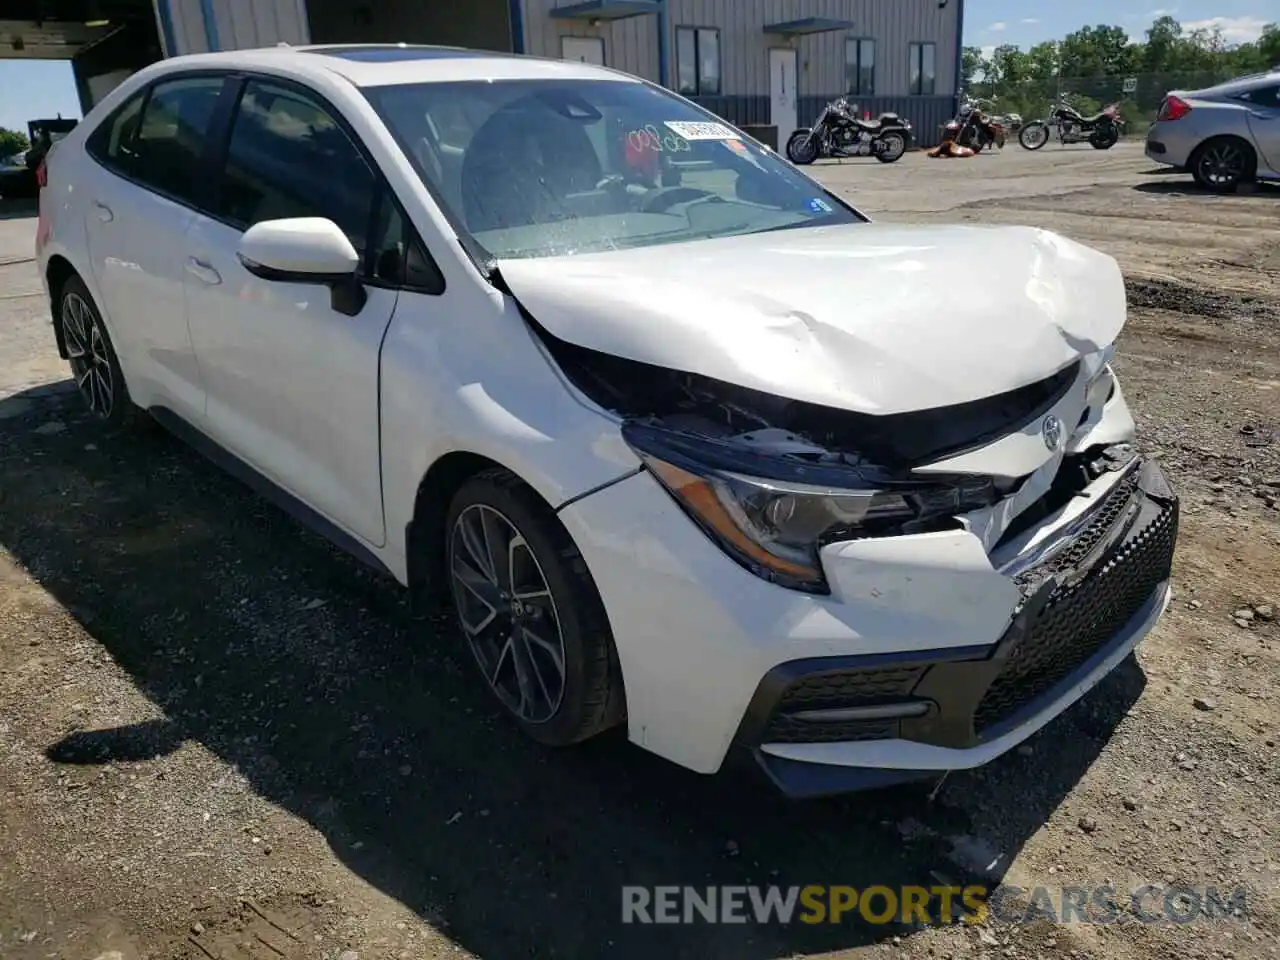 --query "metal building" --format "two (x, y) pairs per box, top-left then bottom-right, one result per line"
(3, 0), (962, 144)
